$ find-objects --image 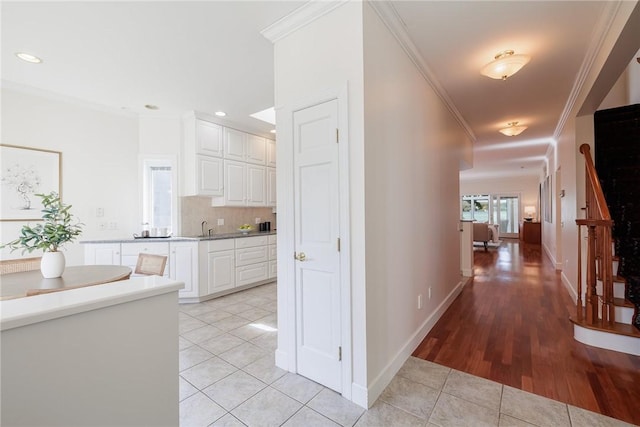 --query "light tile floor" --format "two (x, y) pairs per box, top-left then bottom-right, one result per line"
(179, 283), (634, 427)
